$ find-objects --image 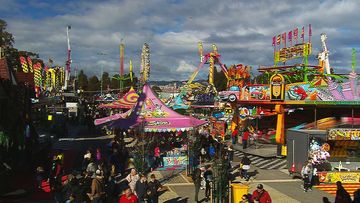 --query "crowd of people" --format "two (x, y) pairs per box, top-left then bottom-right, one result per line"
(36, 129), (167, 203)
